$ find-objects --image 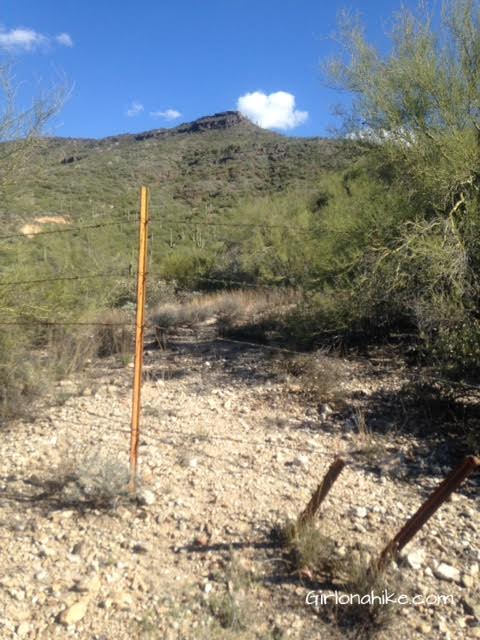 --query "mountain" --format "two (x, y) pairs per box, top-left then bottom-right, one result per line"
(1, 111), (357, 222)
